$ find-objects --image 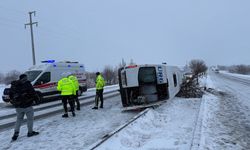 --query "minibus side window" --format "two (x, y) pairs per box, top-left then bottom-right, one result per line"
(173, 74), (177, 87)
(34, 72), (51, 85)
